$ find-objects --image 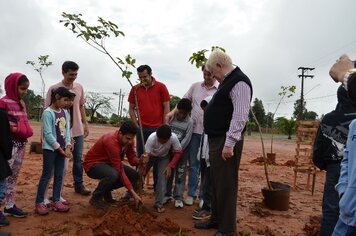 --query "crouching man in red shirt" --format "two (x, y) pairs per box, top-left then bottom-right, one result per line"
(83, 121), (143, 210)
